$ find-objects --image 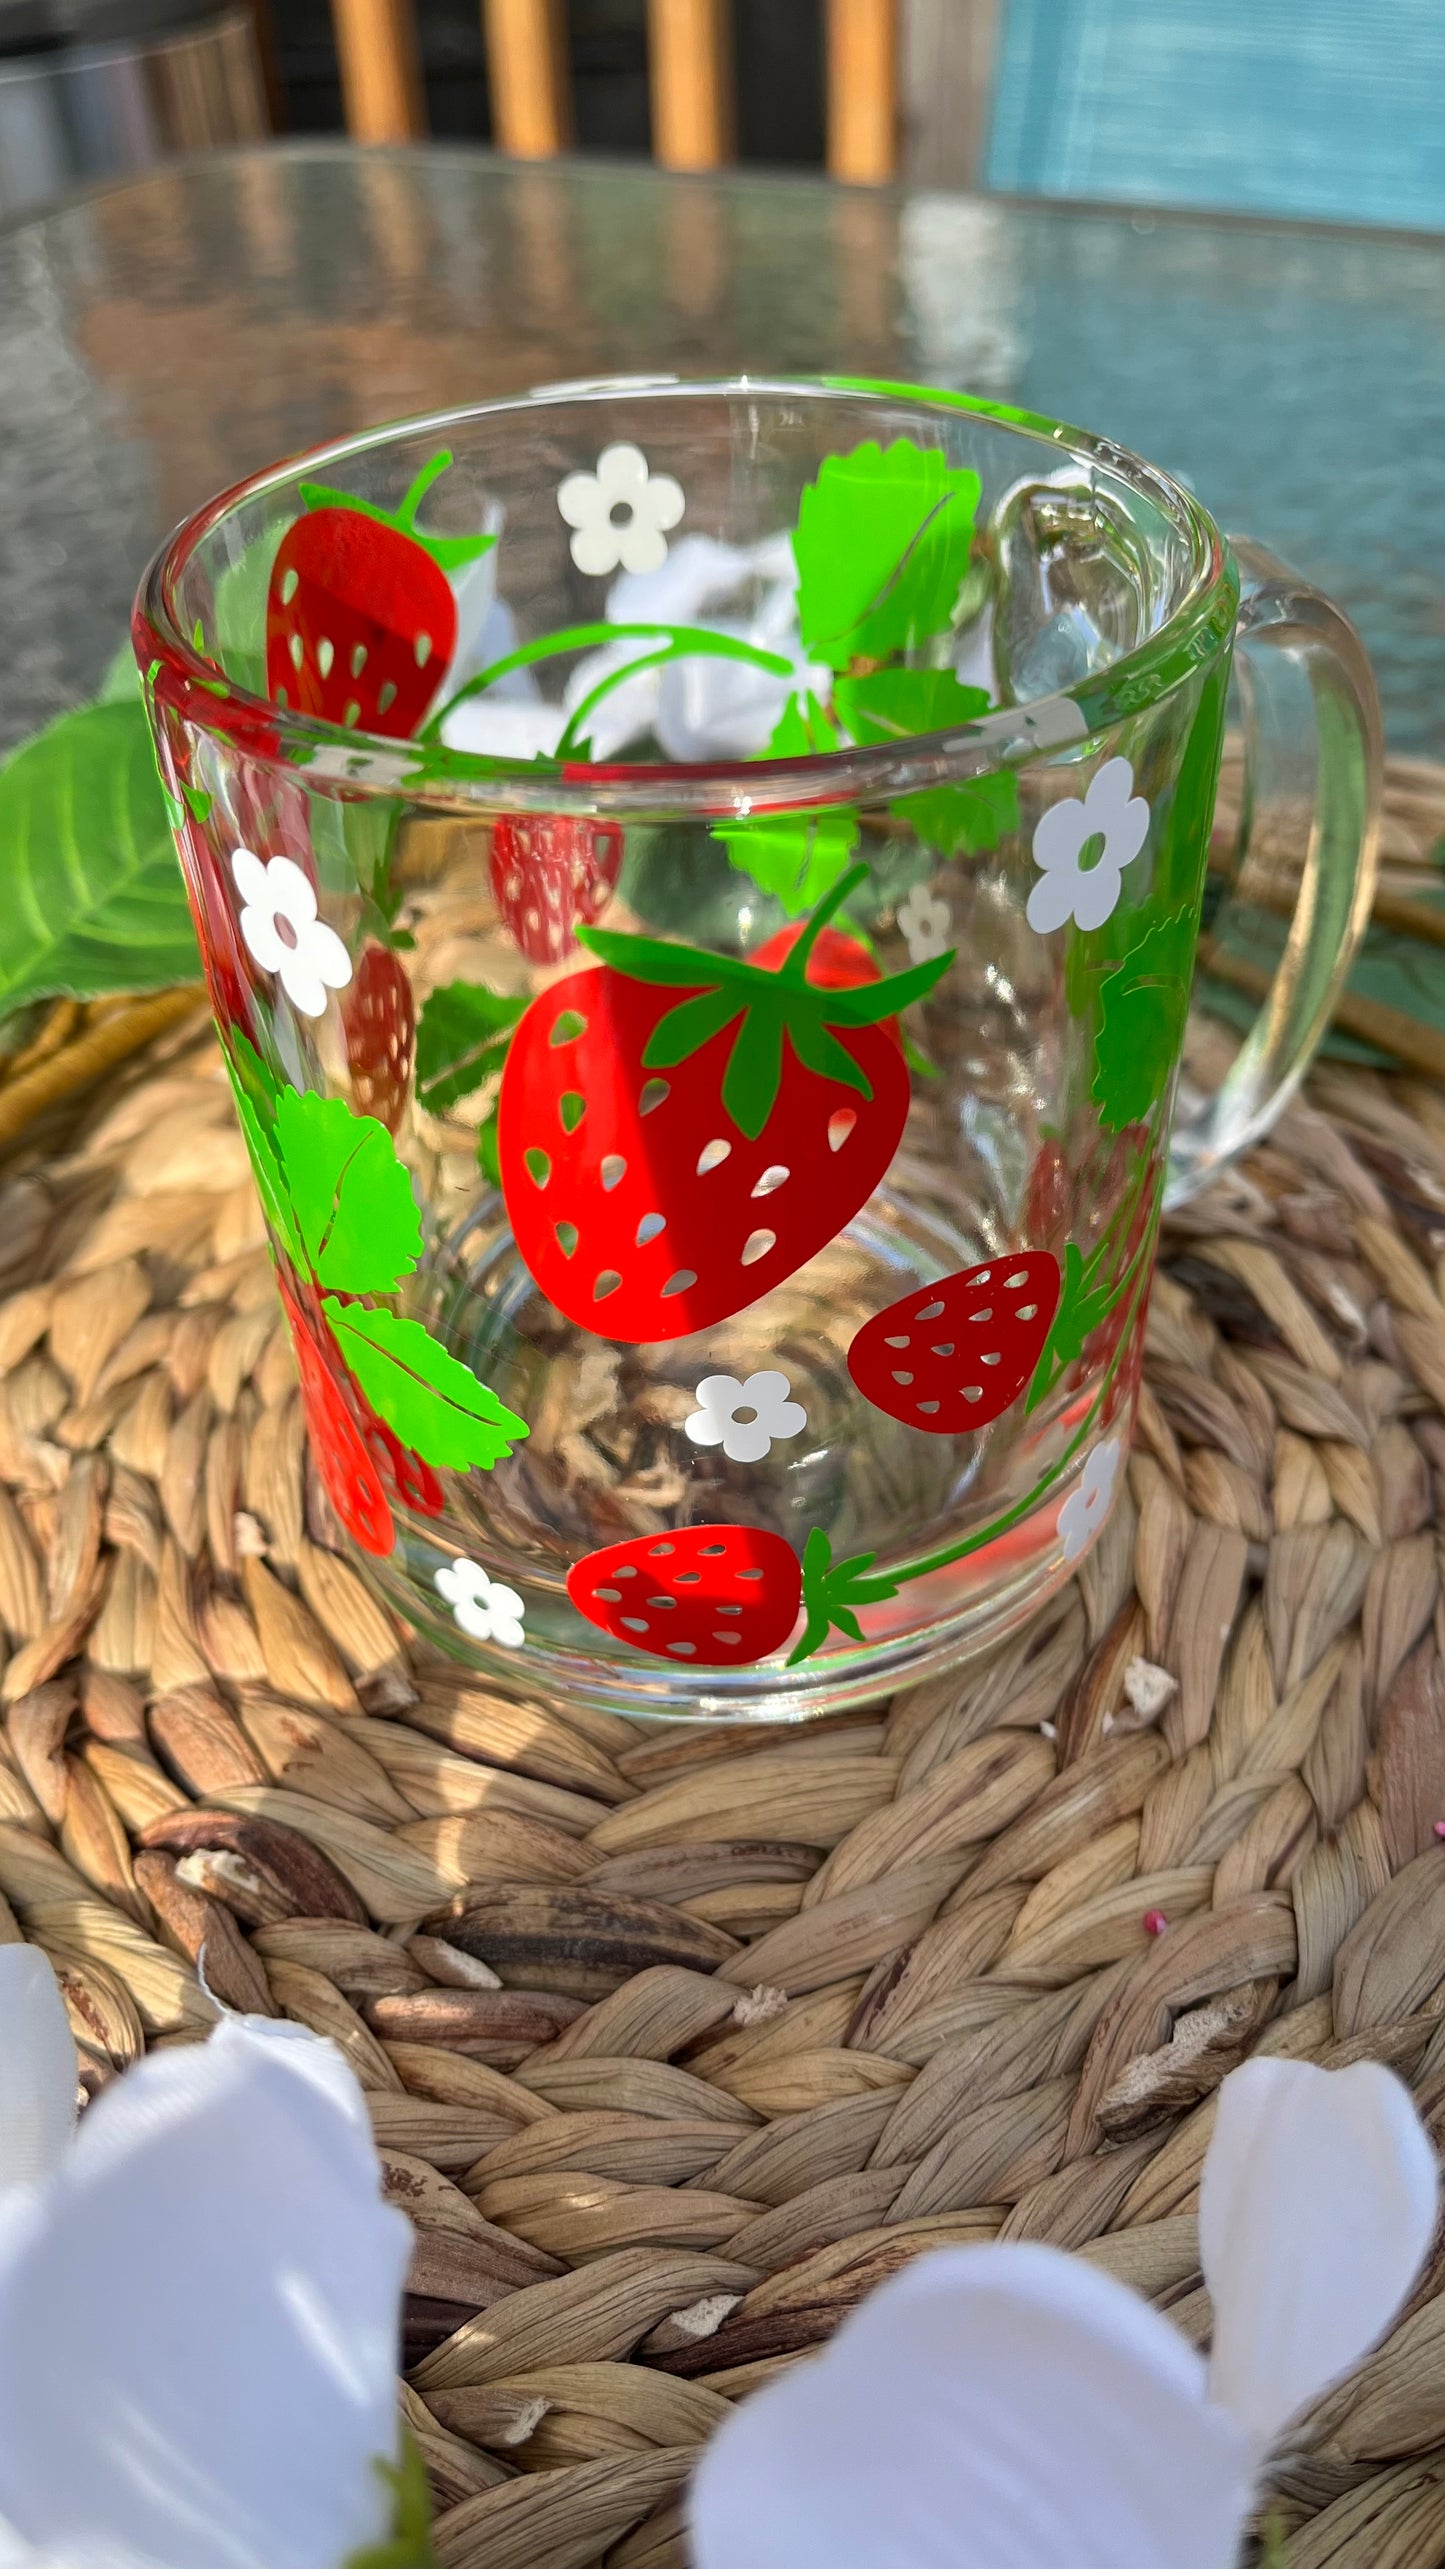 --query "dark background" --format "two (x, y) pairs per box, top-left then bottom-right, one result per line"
(273, 0), (825, 162)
